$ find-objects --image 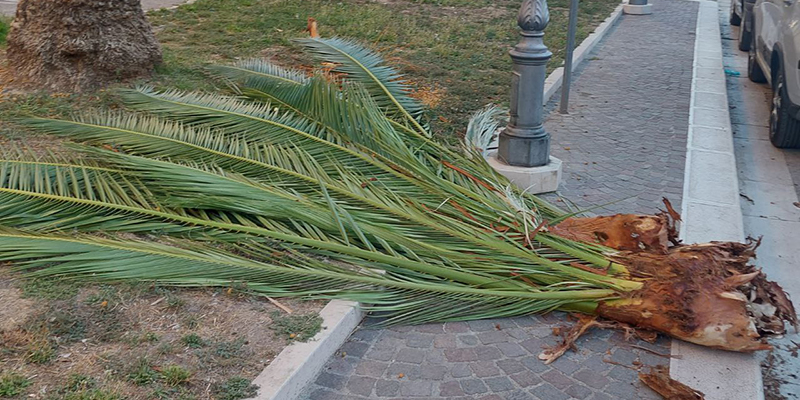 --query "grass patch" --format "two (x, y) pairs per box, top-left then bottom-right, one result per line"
(21, 278), (82, 300)
(180, 333), (205, 348)
(160, 365), (191, 387)
(127, 358), (159, 386)
(269, 311), (322, 342)
(213, 376), (259, 400)
(0, 0), (619, 143)
(0, 16), (9, 46)
(0, 373), (30, 397)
